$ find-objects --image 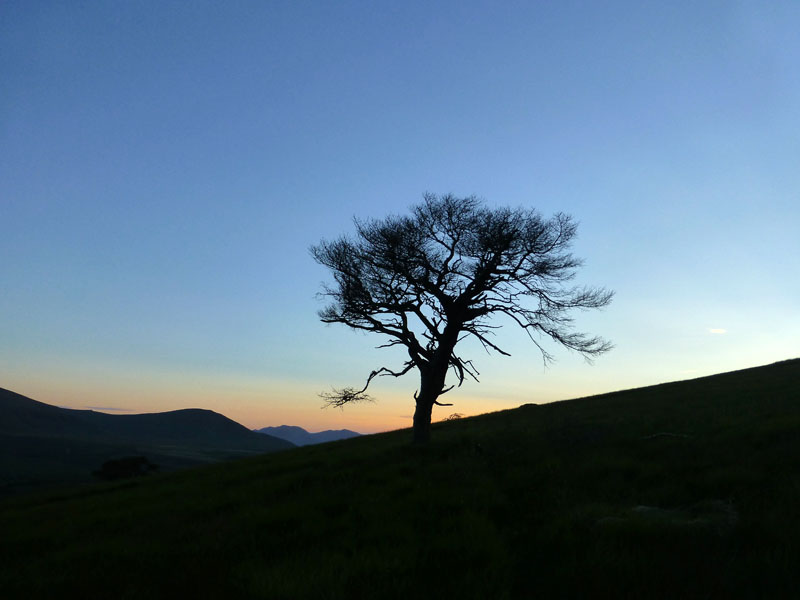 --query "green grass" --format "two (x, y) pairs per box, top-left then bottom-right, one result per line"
(1, 359), (799, 599)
